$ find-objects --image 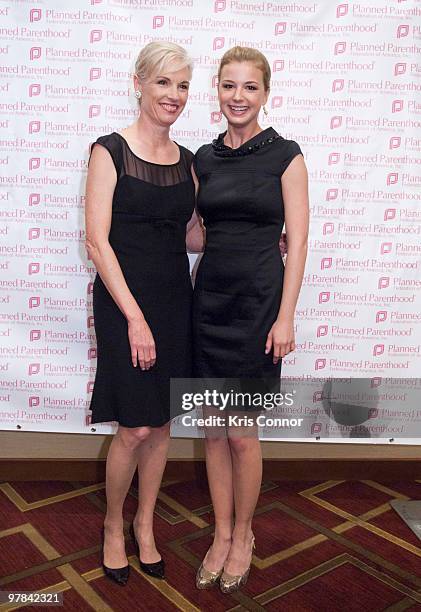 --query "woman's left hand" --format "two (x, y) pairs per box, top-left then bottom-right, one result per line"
(265, 319), (295, 364)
